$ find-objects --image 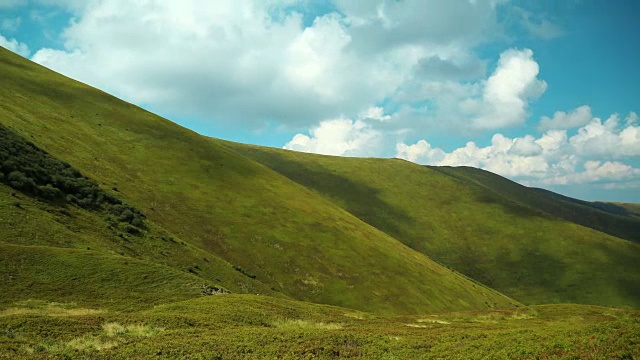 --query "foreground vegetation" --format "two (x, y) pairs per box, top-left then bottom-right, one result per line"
(1, 295), (638, 359)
